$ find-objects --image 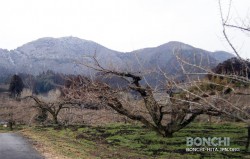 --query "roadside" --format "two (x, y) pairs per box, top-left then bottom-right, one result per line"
(20, 128), (82, 159)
